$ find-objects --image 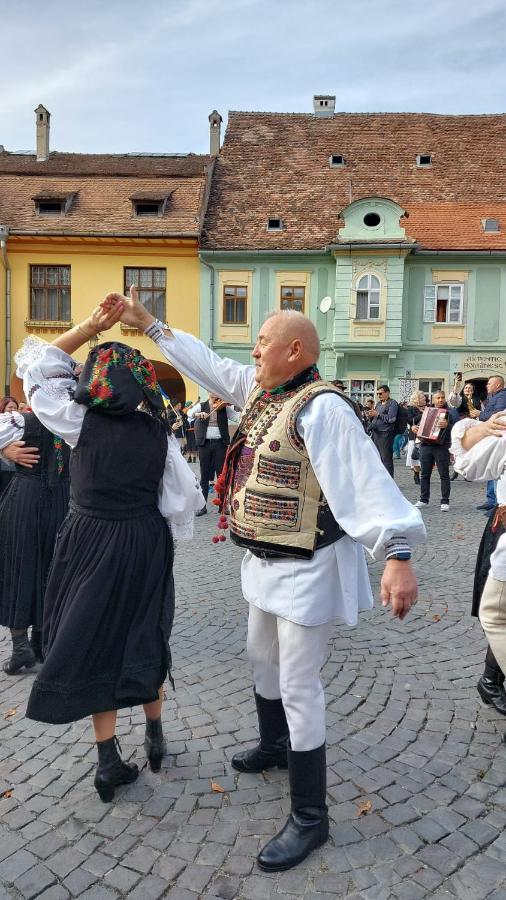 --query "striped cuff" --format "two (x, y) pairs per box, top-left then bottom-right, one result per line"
(144, 319), (165, 344)
(384, 536), (411, 560)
